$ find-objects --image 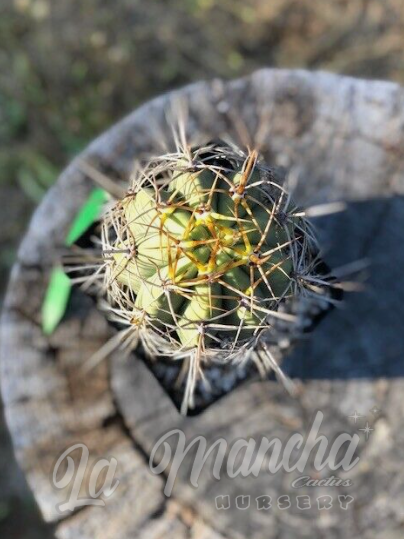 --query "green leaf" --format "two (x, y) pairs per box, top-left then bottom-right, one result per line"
(42, 267), (72, 335)
(65, 188), (108, 246)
